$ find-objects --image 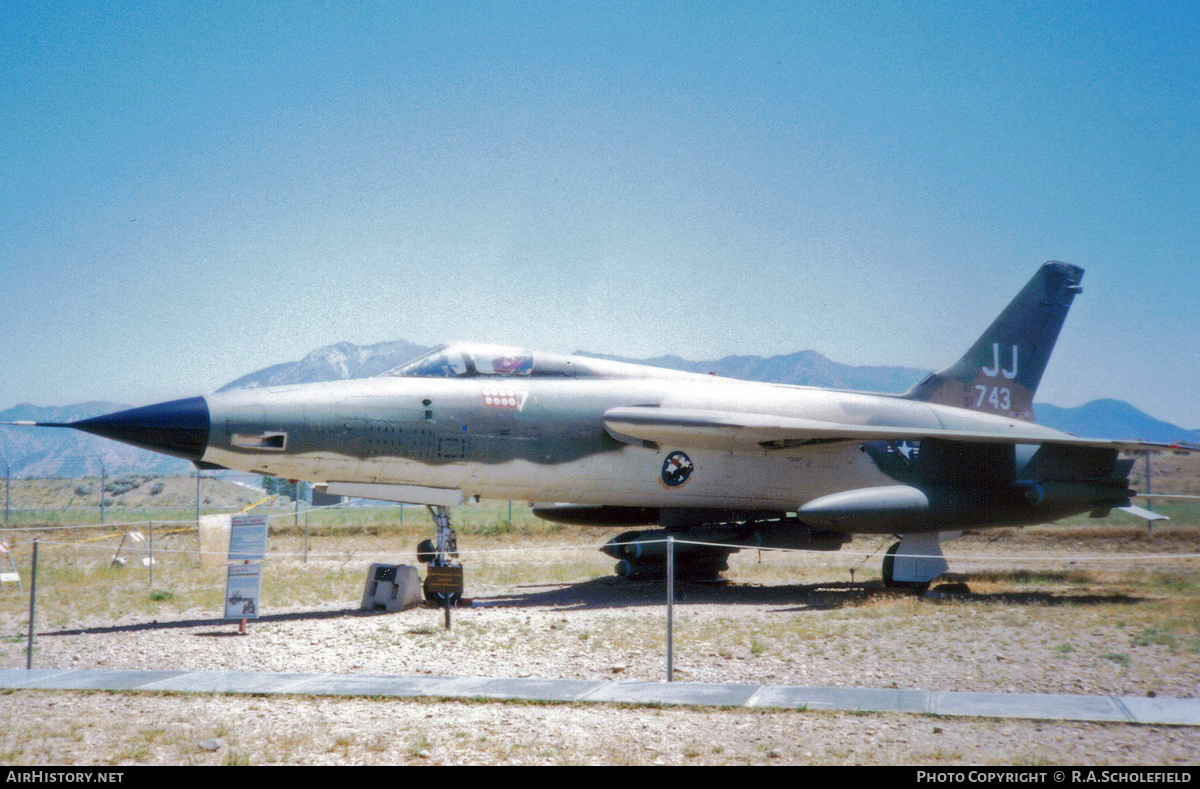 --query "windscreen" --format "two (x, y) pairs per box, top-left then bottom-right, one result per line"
(388, 347), (470, 378)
